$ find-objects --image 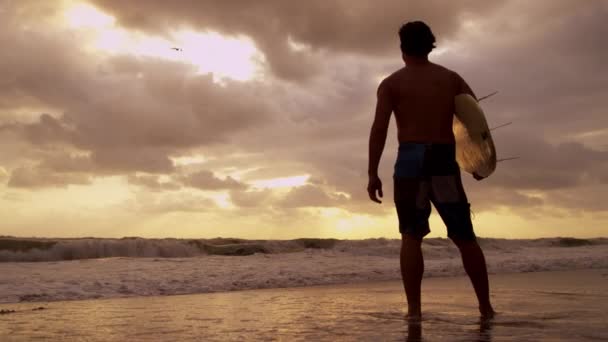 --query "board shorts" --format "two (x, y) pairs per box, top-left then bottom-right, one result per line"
(393, 143), (476, 241)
